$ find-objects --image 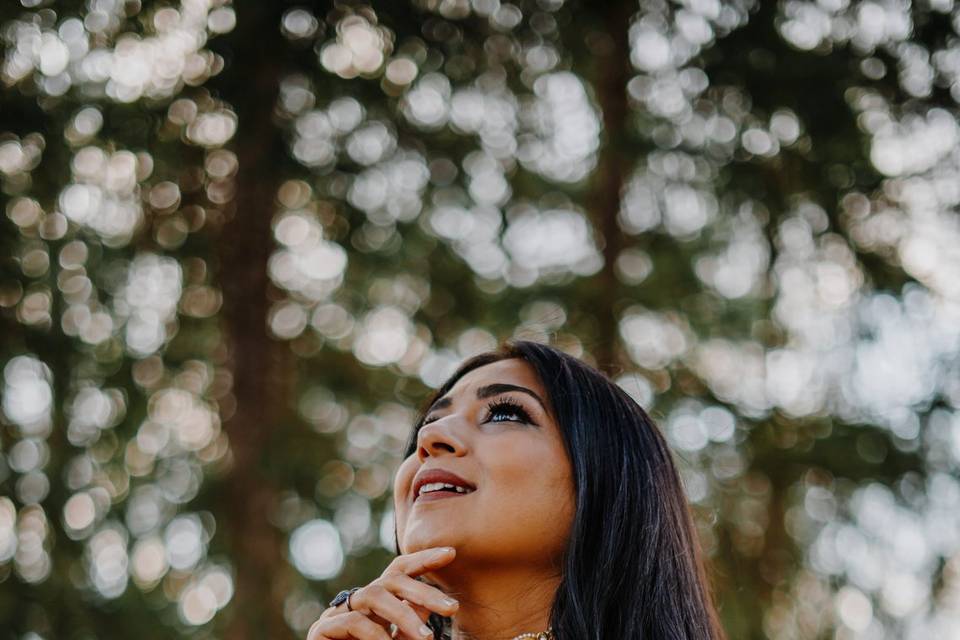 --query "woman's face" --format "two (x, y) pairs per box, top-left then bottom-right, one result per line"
(393, 358), (575, 571)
